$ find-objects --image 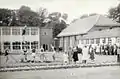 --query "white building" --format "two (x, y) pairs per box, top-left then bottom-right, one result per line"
(0, 26), (53, 52)
(57, 15), (120, 52)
